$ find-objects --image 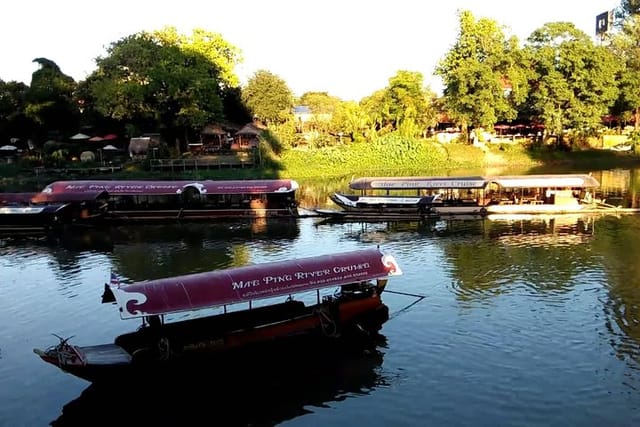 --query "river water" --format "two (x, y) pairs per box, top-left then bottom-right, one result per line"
(1, 169), (640, 426)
